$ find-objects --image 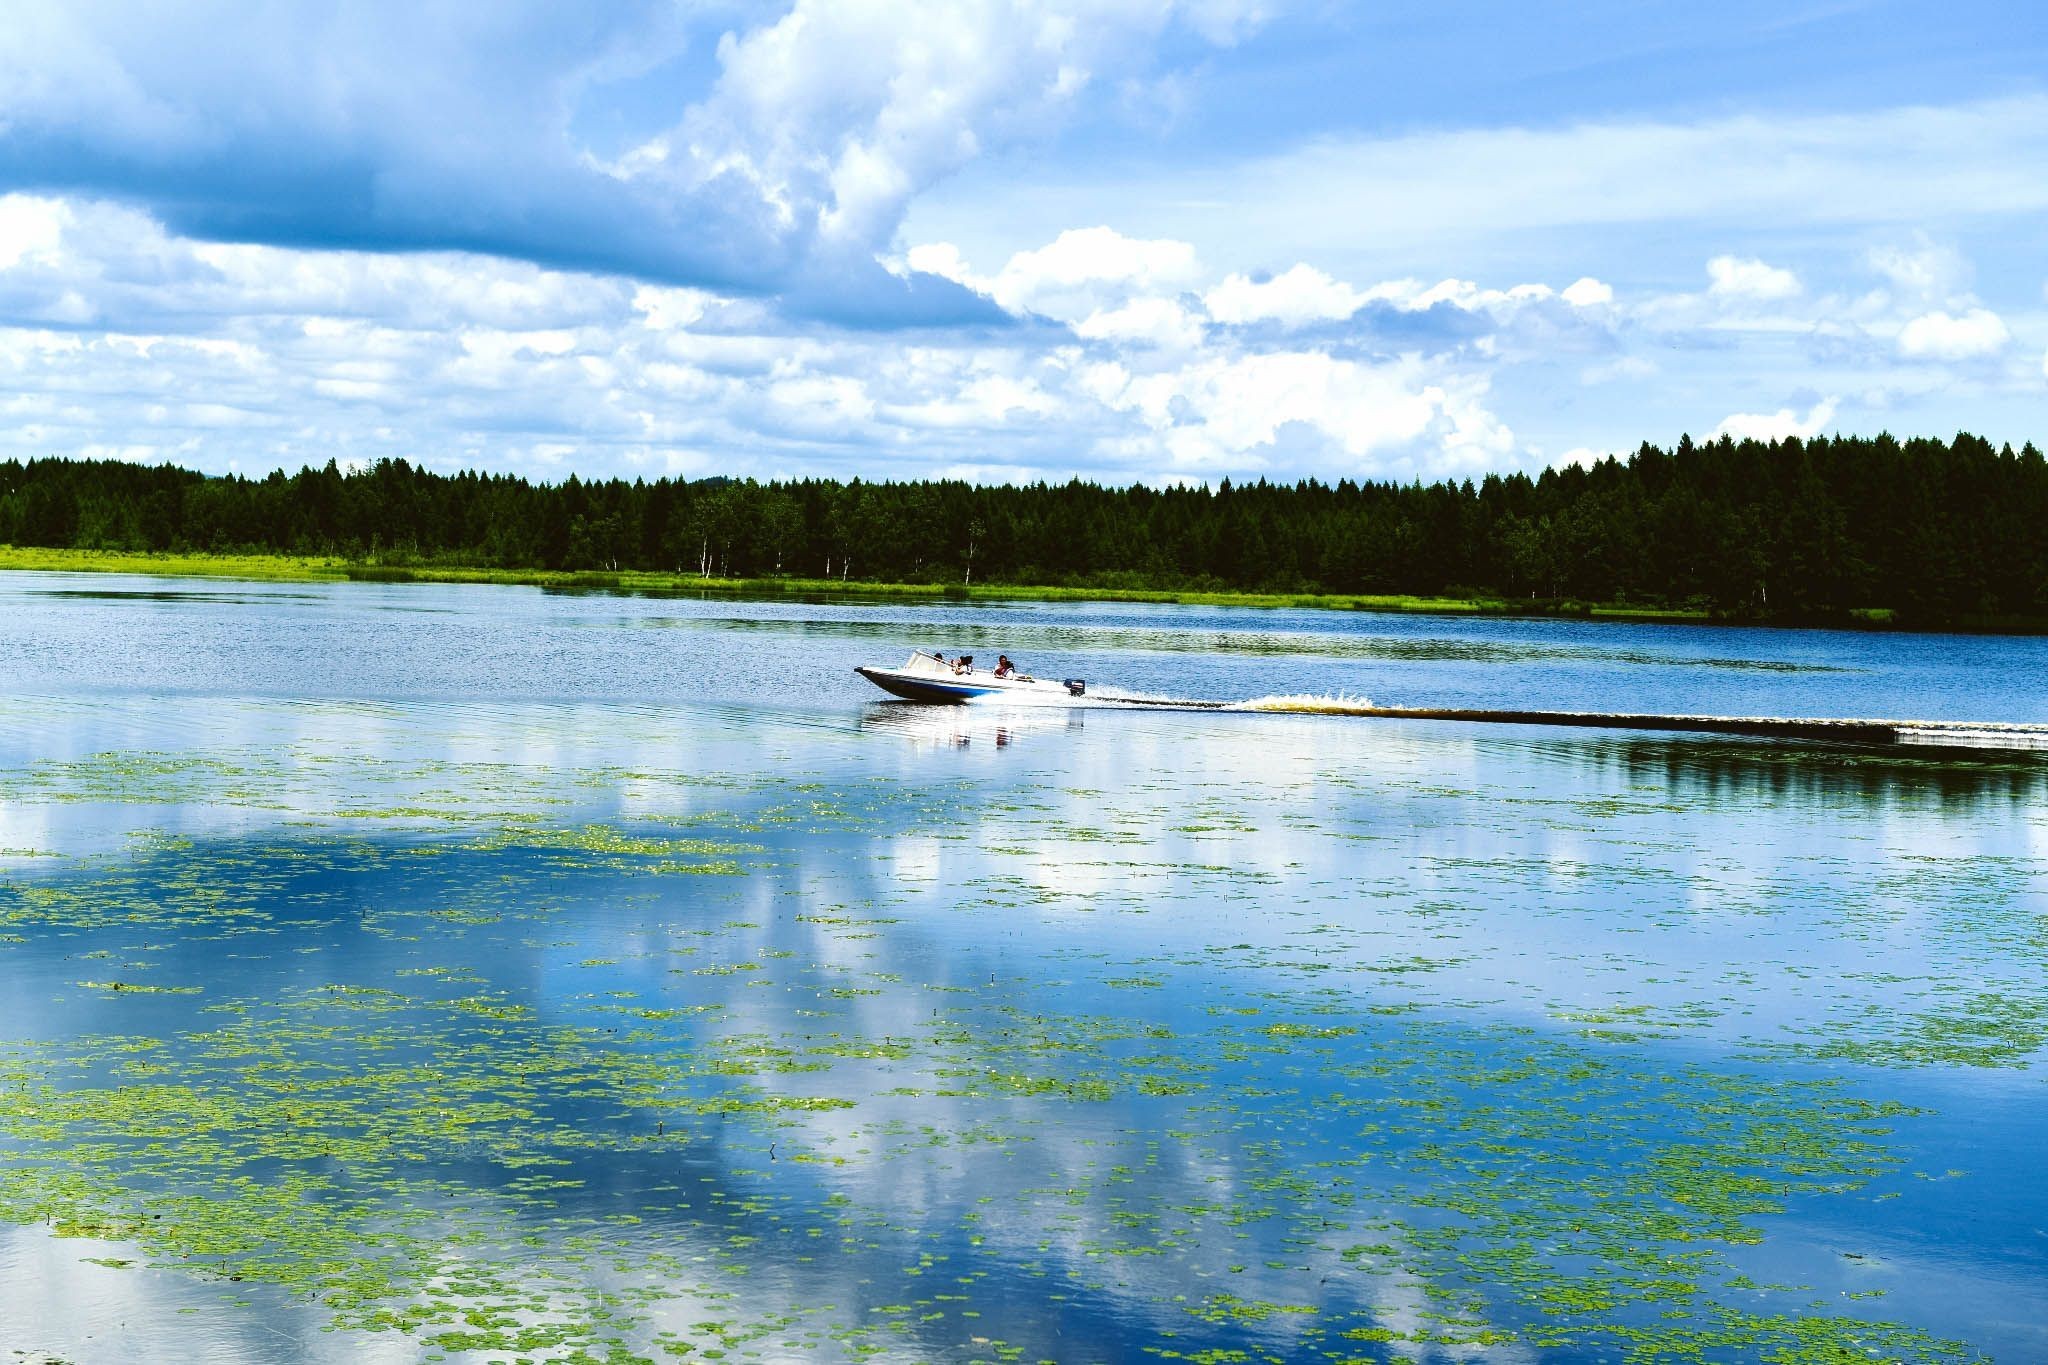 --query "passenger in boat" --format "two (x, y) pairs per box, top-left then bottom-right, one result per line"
(953, 655), (973, 675)
(994, 654), (1015, 678)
